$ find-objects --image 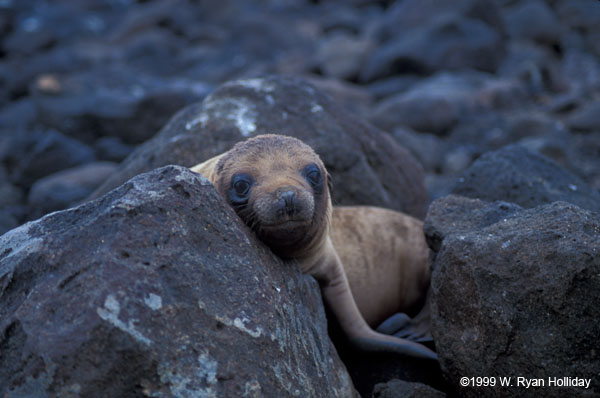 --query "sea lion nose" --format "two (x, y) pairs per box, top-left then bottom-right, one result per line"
(278, 190), (298, 216)
(281, 191), (295, 212)
(280, 190), (295, 206)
